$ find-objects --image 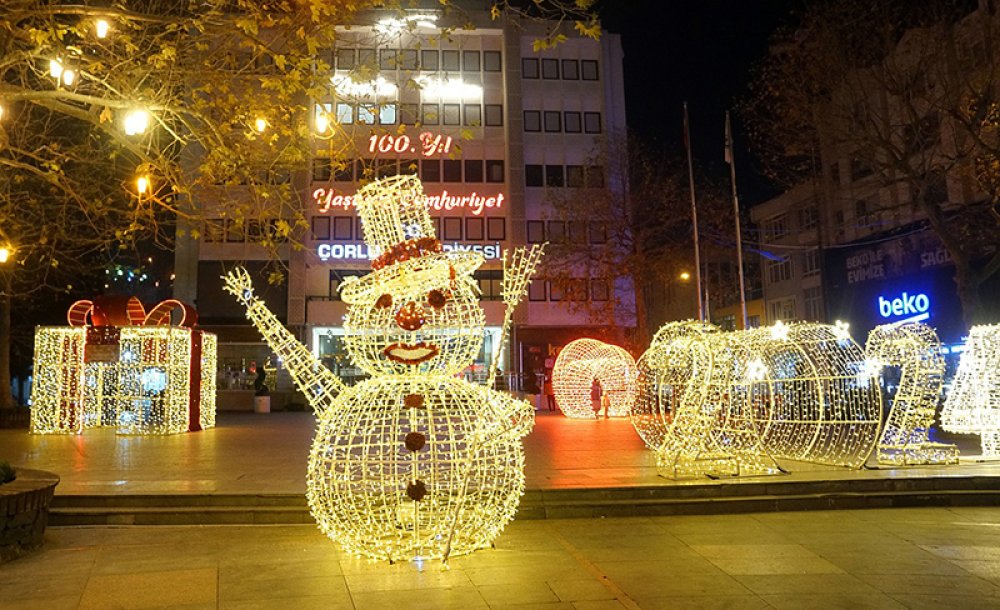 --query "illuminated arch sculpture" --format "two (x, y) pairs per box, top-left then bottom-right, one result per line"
(225, 175), (543, 562)
(864, 322), (957, 465)
(942, 323), (1000, 457)
(633, 321), (881, 478)
(552, 339), (638, 419)
(31, 297), (216, 435)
